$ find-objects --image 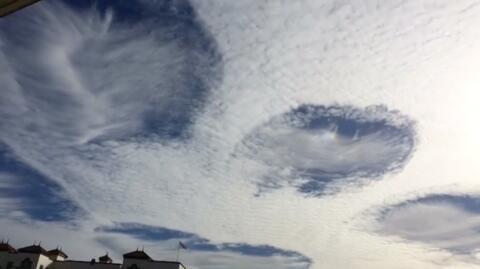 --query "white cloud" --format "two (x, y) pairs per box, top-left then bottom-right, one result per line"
(378, 196), (480, 259)
(2, 0), (480, 269)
